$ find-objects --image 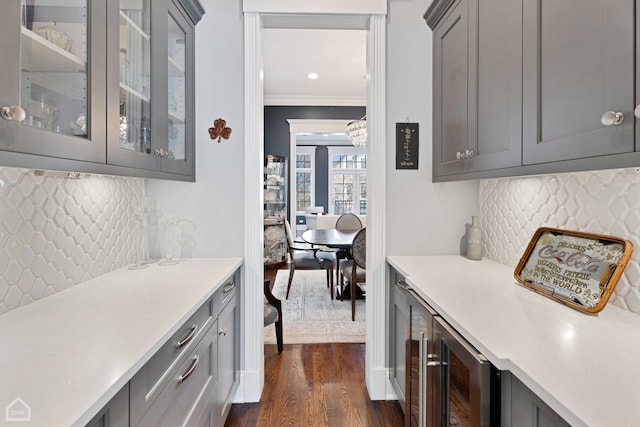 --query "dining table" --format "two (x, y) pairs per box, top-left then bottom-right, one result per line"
(301, 228), (361, 299)
(301, 229), (358, 249)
